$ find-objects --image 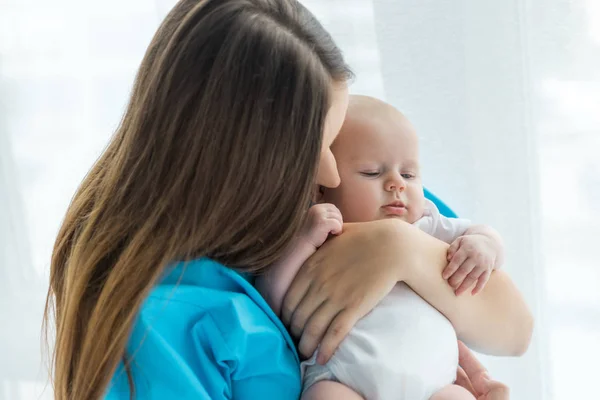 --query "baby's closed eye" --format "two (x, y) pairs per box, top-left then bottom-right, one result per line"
(360, 170), (380, 177)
